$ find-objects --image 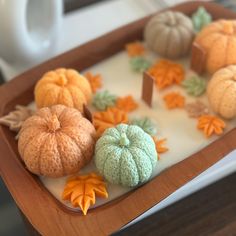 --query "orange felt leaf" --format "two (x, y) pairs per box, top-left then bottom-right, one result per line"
(125, 41), (145, 57)
(163, 92), (185, 109)
(85, 72), (102, 93)
(148, 59), (185, 89)
(116, 95), (138, 112)
(62, 173), (108, 215)
(152, 137), (169, 159)
(93, 107), (128, 137)
(197, 115), (226, 138)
